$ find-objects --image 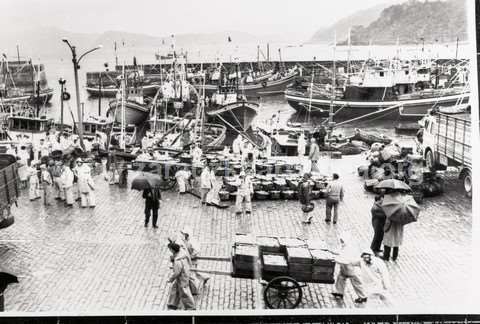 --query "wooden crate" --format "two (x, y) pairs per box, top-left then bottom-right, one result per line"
(288, 262), (312, 273)
(278, 237), (307, 250)
(262, 252), (288, 273)
(310, 249), (335, 267)
(286, 247), (312, 264)
(233, 244), (259, 263)
(257, 236), (281, 253)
